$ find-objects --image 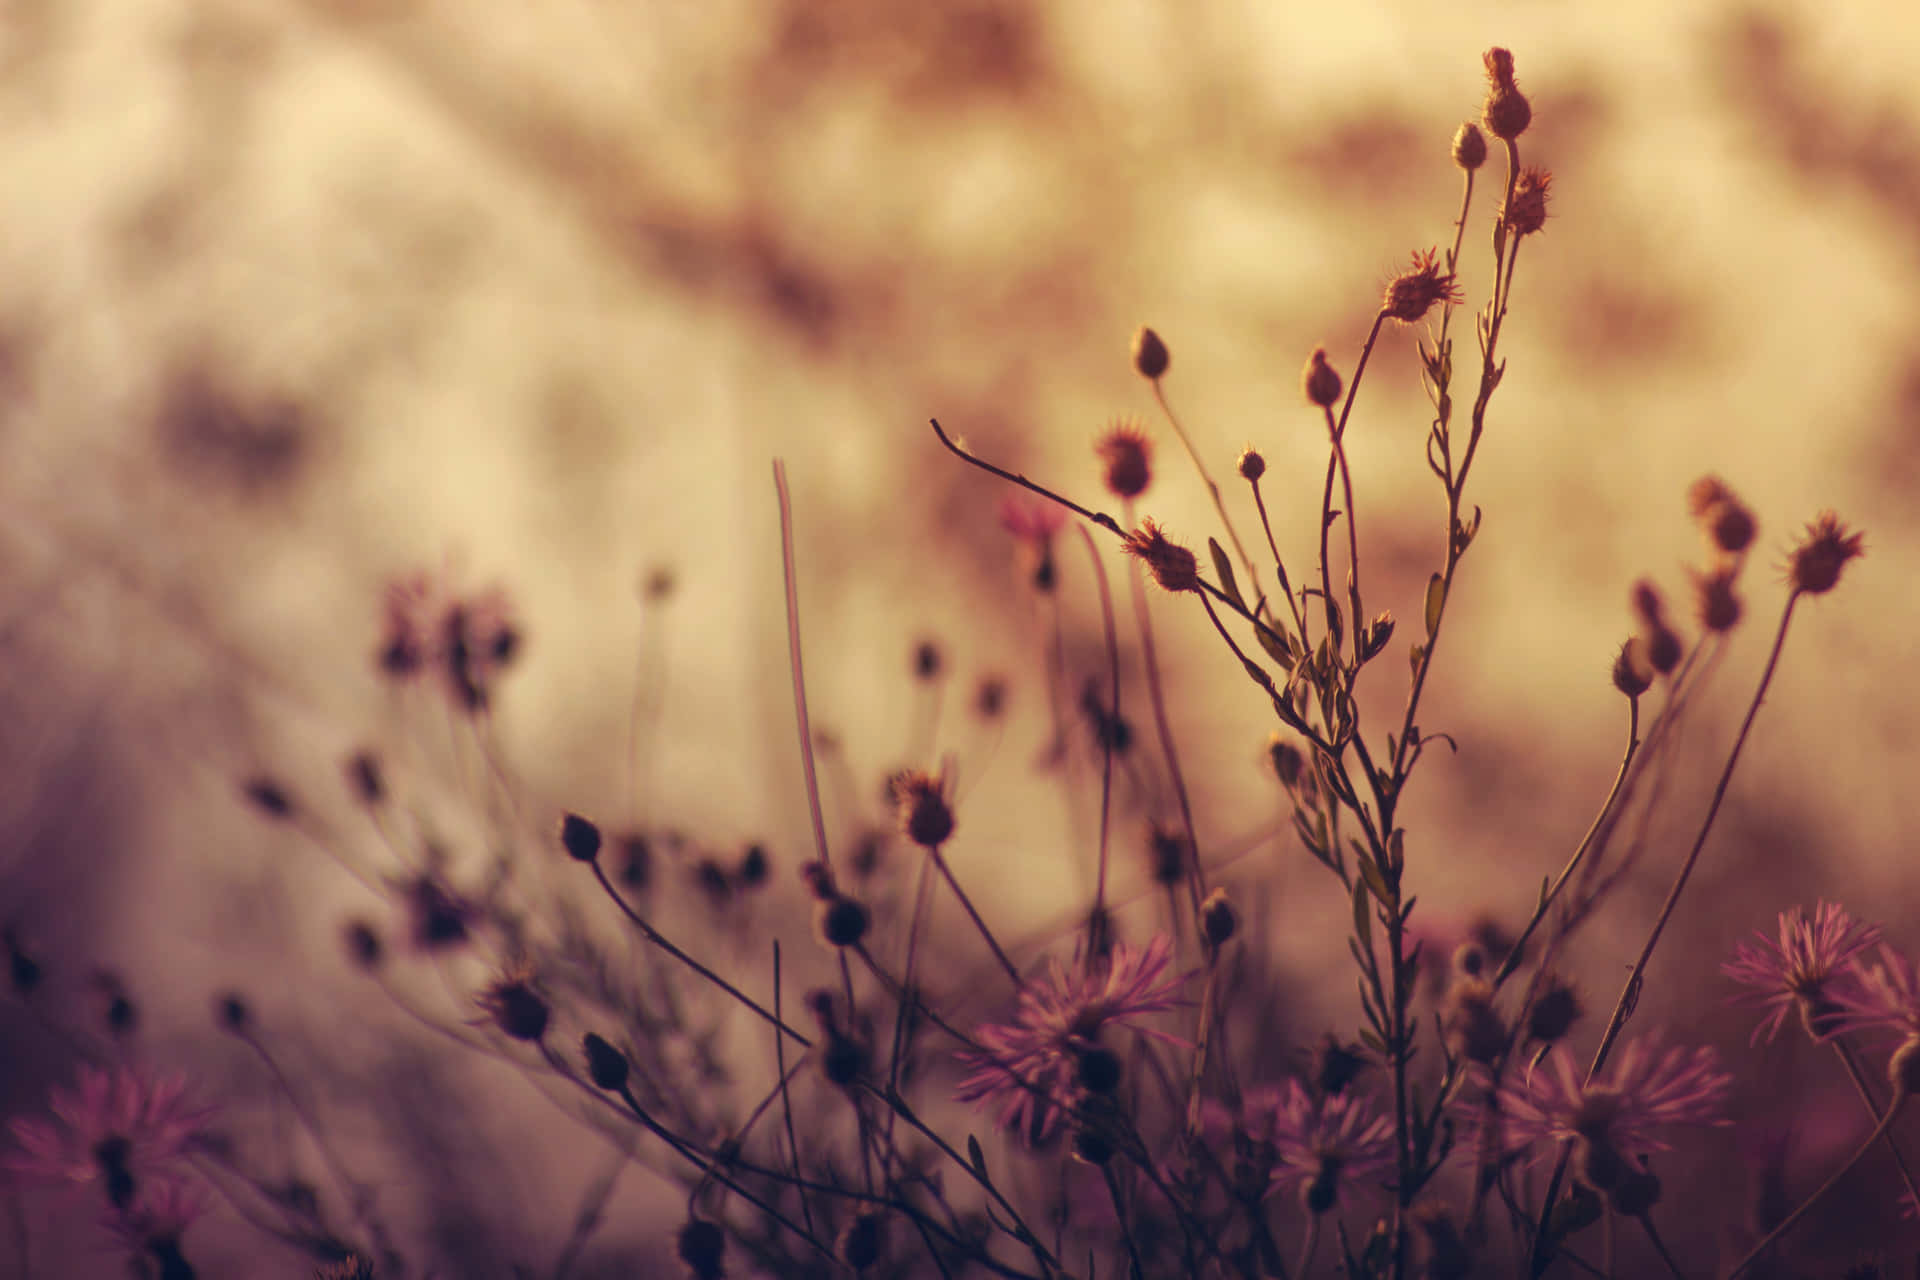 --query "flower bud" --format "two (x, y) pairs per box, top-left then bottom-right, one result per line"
(1611, 638), (1654, 698)
(1302, 347), (1343, 408)
(1382, 249), (1462, 324)
(677, 1219), (727, 1280)
(815, 895), (872, 949)
(560, 812), (602, 863)
(1527, 976), (1583, 1043)
(1200, 888), (1238, 948)
(1481, 47), (1532, 141)
(1452, 121), (1487, 171)
(893, 770), (956, 848)
(1236, 447), (1266, 481)
(1131, 326), (1170, 380)
(1121, 519), (1200, 594)
(838, 1212), (887, 1271)
(1096, 420), (1153, 499)
(1694, 566), (1742, 633)
(583, 1032), (630, 1091)
(1789, 512), (1865, 596)
(1505, 167), (1551, 238)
